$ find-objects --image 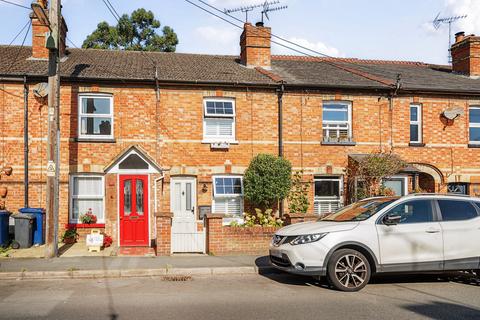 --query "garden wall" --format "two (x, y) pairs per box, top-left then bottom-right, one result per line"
(205, 213), (318, 256)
